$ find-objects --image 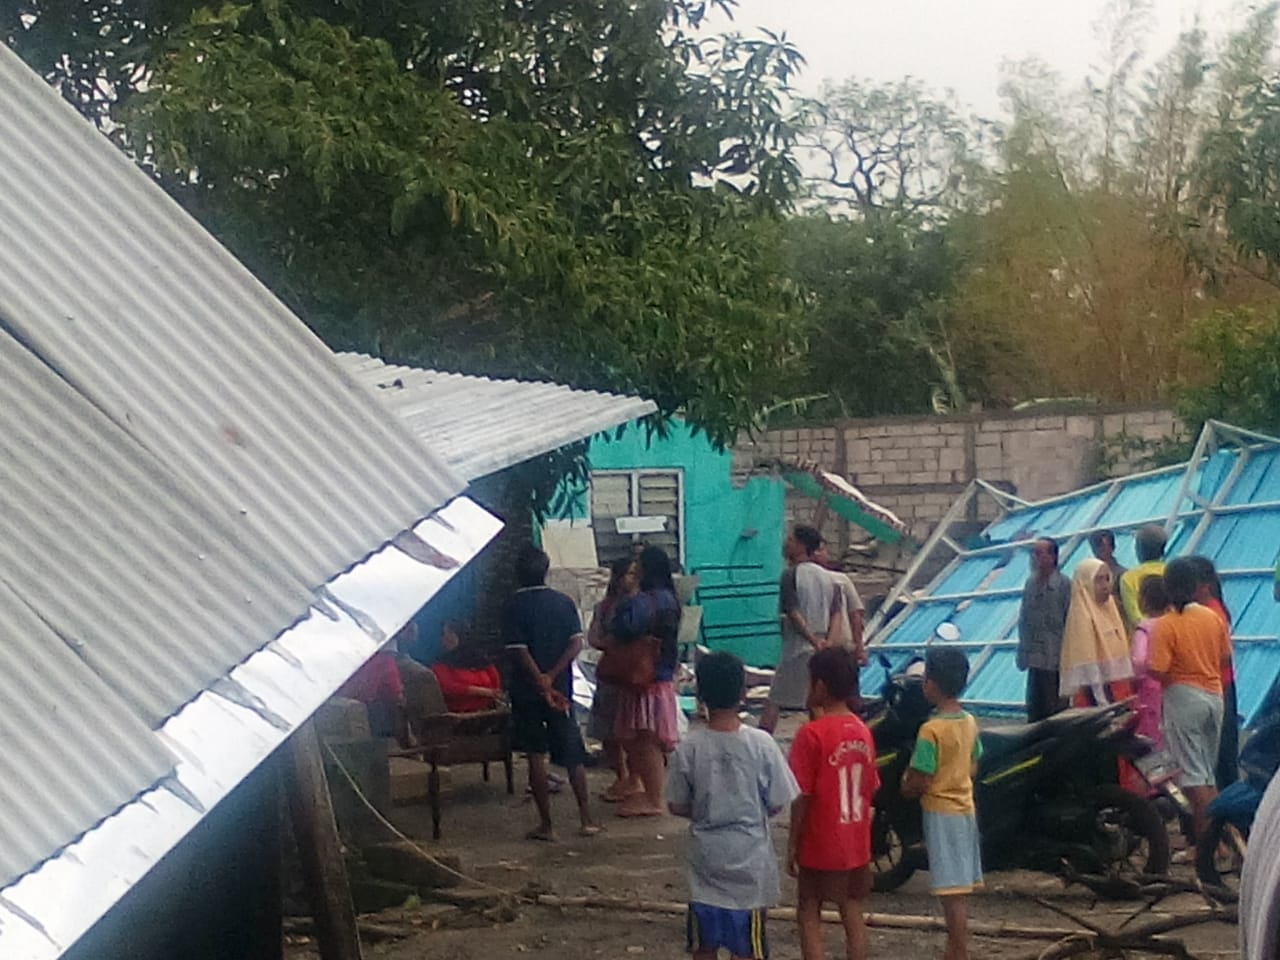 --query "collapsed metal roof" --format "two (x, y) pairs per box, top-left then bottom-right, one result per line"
(338, 352), (658, 481)
(0, 42), (501, 956)
(866, 421), (1280, 725)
